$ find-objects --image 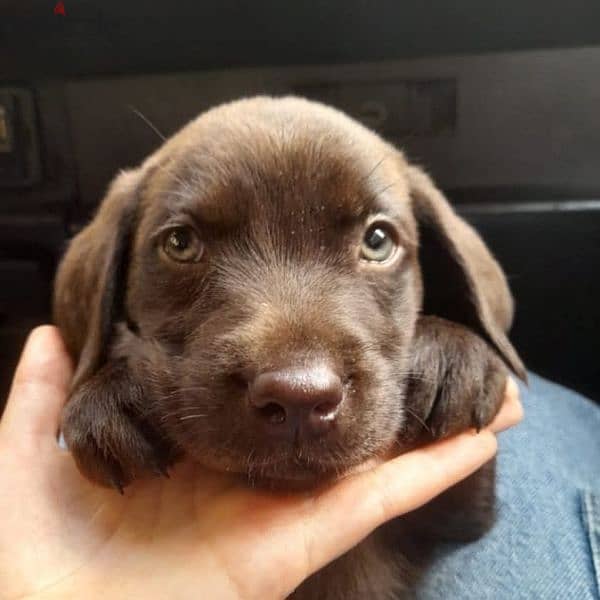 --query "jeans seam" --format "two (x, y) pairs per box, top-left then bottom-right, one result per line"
(582, 490), (600, 599)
